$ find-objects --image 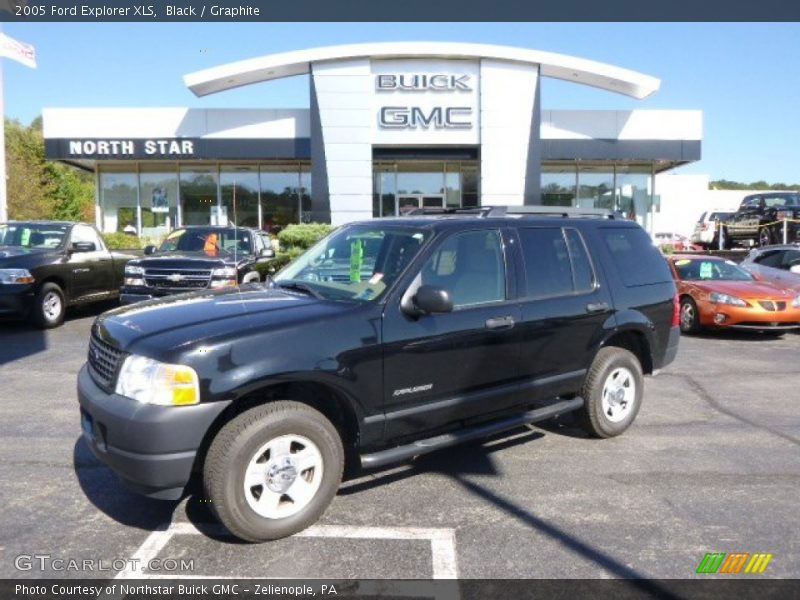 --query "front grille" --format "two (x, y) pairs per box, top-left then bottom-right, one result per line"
(143, 267), (212, 290)
(758, 300), (787, 312)
(87, 335), (126, 391)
